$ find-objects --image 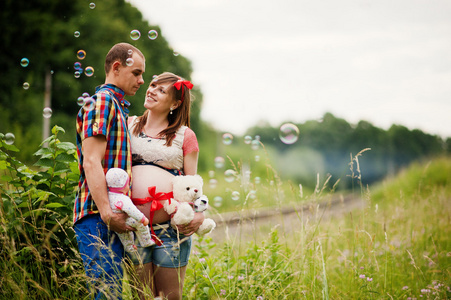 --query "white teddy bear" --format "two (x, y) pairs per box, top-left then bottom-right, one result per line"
(105, 168), (155, 252)
(164, 174), (216, 235)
